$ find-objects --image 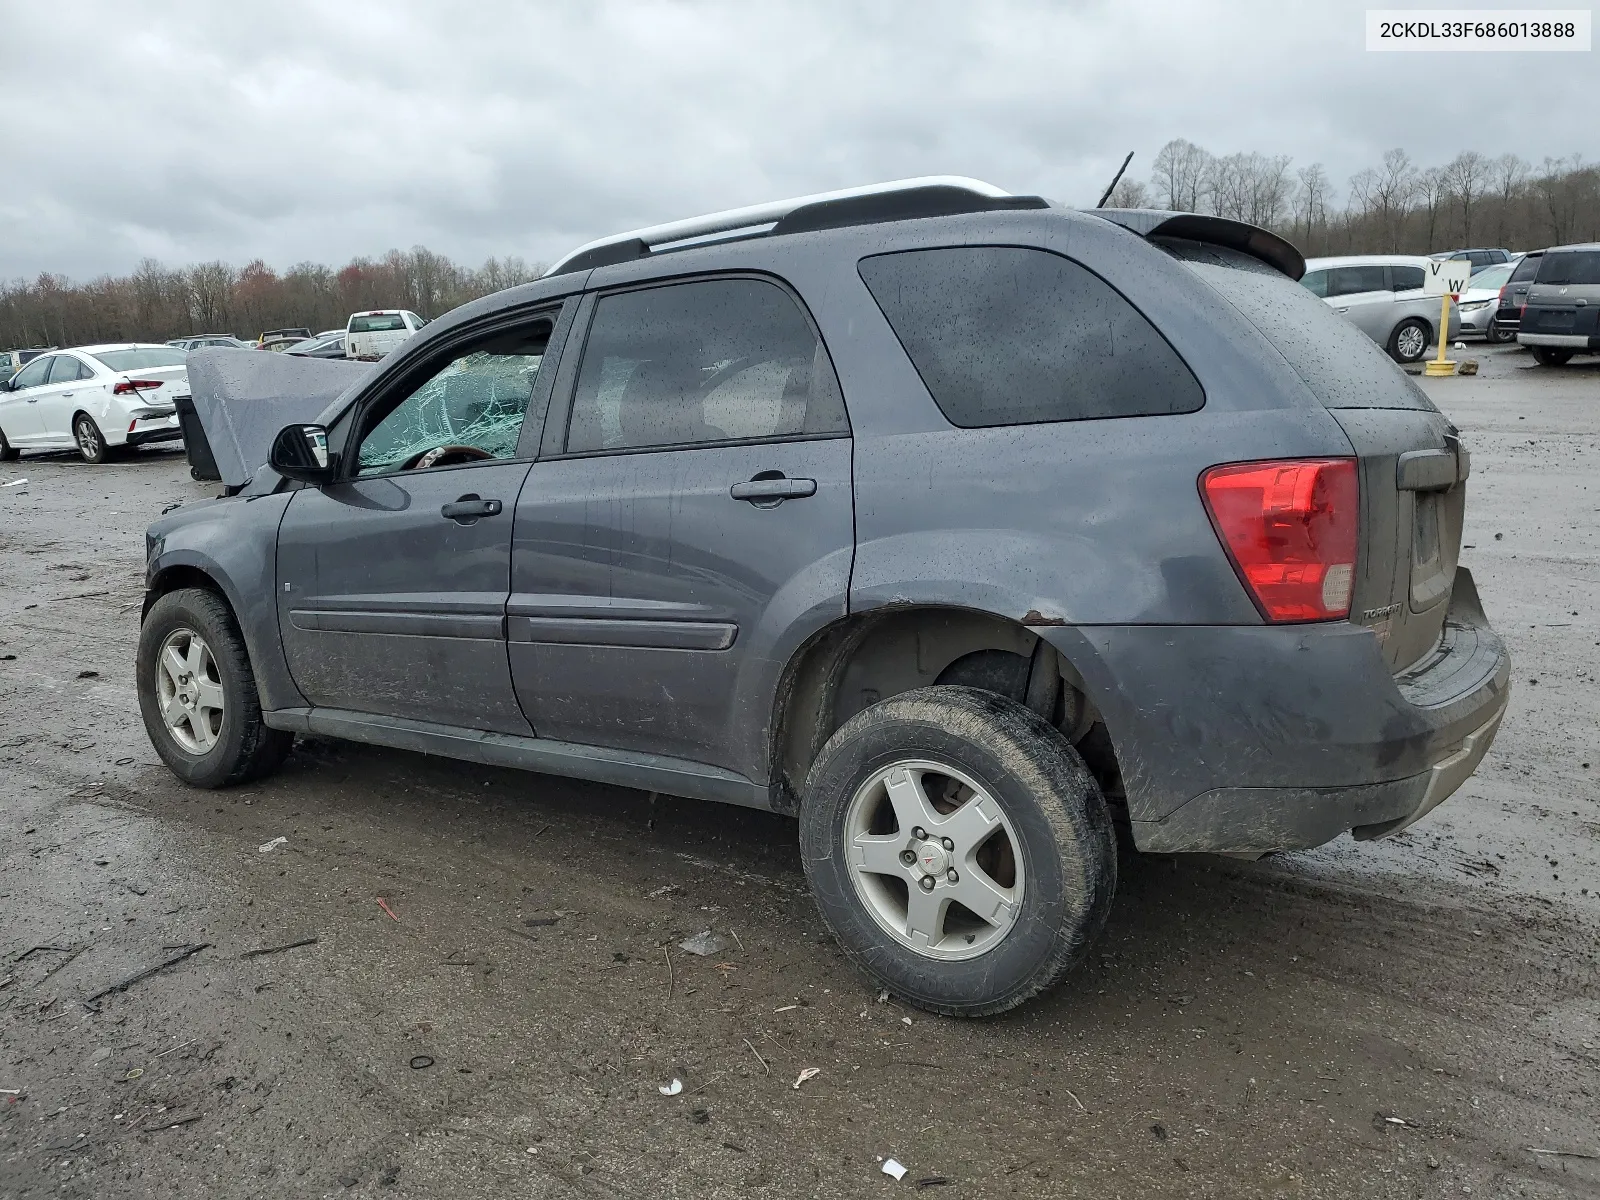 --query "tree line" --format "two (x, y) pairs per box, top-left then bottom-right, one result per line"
(1108, 141), (1600, 259)
(0, 247), (544, 351)
(6, 146), (1598, 351)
